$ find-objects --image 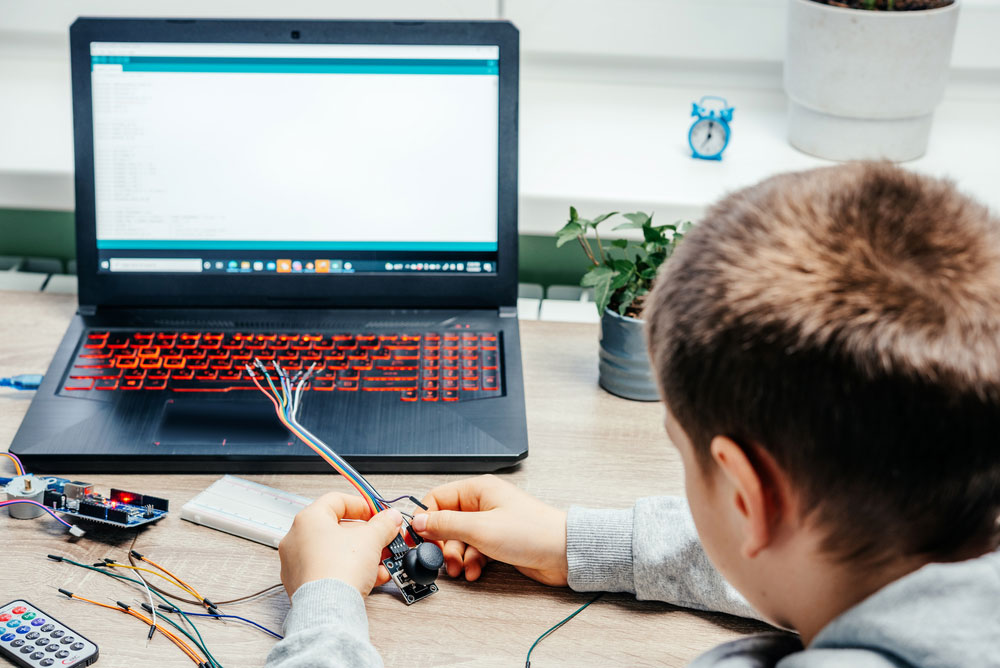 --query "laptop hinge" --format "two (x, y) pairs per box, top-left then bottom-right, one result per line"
(498, 306), (517, 318)
(79, 304), (97, 317)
